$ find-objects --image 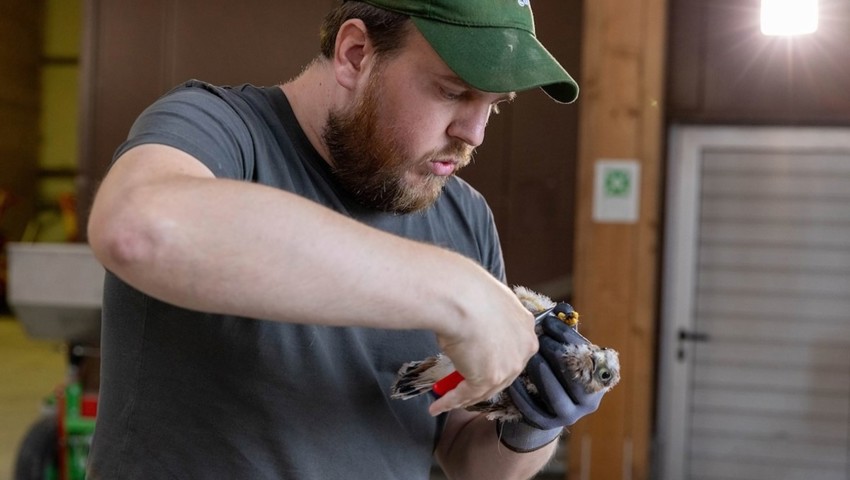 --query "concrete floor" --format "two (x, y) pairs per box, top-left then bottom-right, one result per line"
(0, 316), (66, 479)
